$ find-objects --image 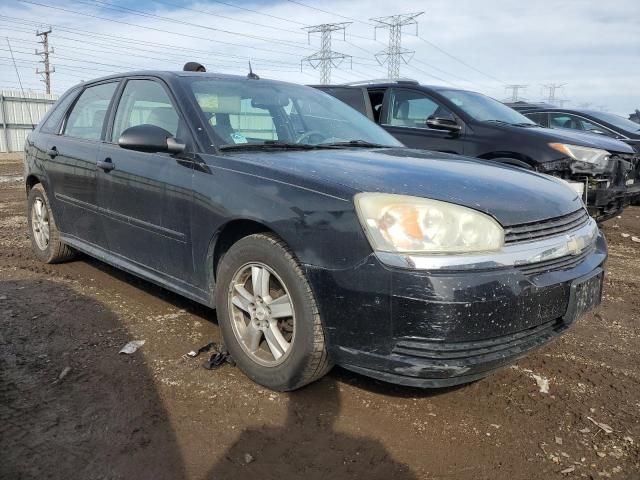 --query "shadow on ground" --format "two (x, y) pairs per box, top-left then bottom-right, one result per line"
(1, 278), (418, 479)
(0, 279), (186, 480)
